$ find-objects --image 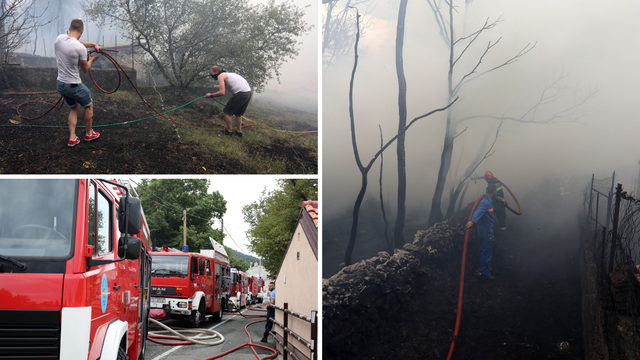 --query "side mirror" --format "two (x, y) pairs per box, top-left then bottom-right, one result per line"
(199, 259), (205, 274)
(119, 197), (141, 235)
(118, 236), (141, 260)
